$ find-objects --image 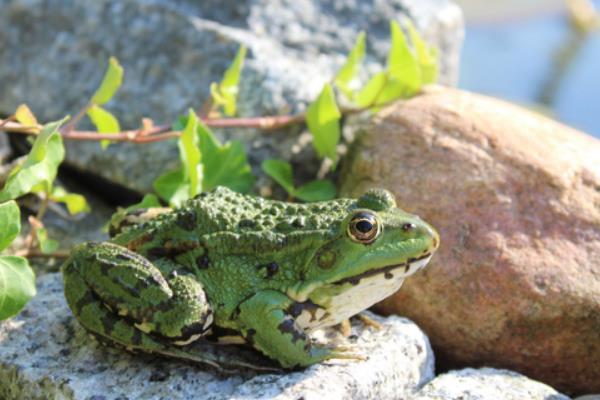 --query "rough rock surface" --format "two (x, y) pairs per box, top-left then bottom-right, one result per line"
(0, 0), (464, 193)
(340, 86), (600, 395)
(0, 273), (435, 400)
(412, 368), (570, 400)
